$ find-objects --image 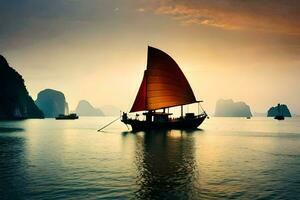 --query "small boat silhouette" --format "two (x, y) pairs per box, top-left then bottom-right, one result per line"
(55, 113), (79, 120)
